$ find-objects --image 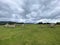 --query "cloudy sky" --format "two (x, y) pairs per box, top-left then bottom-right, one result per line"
(0, 0), (60, 23)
